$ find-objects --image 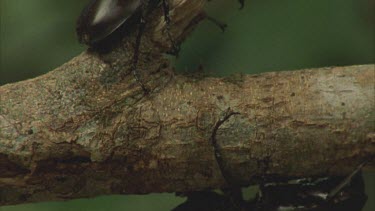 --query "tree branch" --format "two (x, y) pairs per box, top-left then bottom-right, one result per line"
(0, 0), (374, 205)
